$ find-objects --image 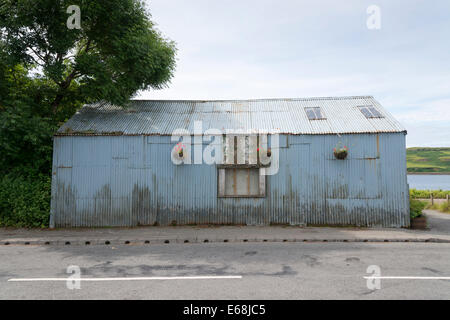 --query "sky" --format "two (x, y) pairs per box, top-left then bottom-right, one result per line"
(137, 0), (450, 147)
